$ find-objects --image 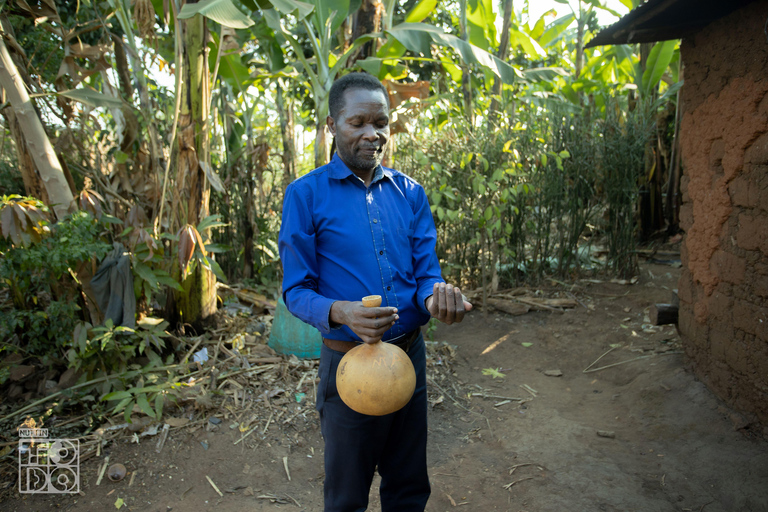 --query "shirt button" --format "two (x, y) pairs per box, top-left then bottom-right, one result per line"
(379, 250), (384, 255)
(373, 219), (378, 224)
(387, 286), (391, 291)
